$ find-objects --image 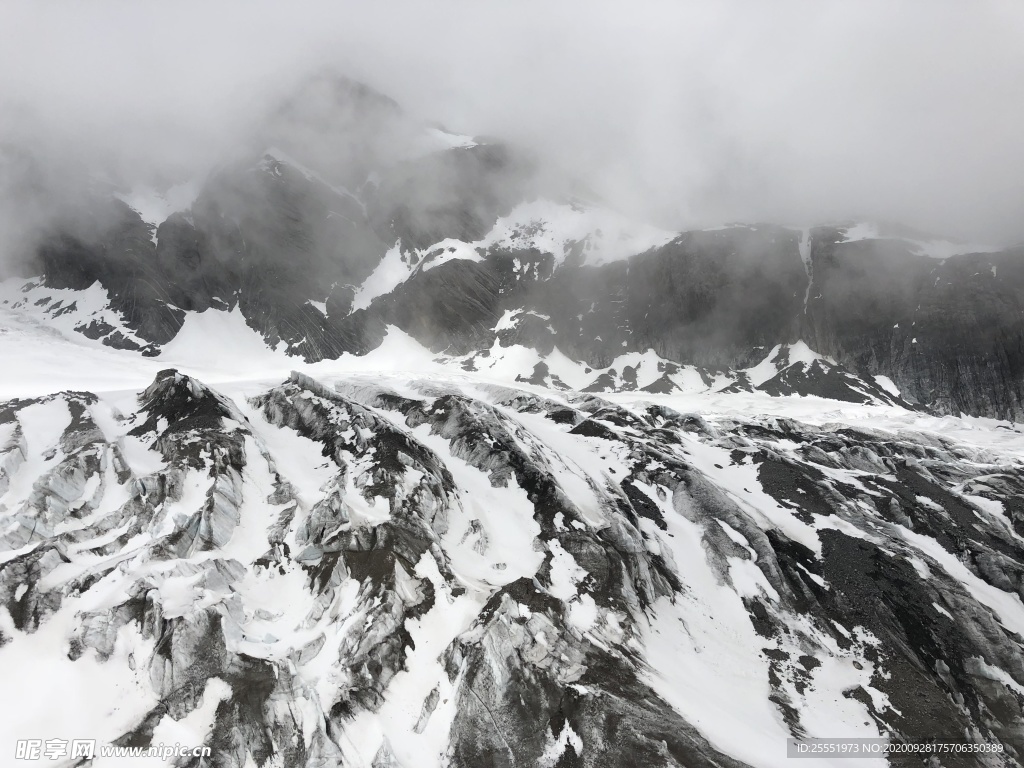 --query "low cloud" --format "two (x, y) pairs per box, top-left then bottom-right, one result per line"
(2, 0), (1023, 259)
